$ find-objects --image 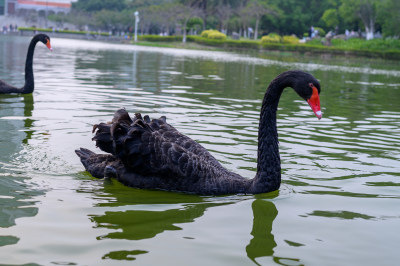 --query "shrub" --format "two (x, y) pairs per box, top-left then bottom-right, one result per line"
(207, 31), (227, 40)
(313, 27), (326, 37)
(201, 30), (215, 38)
(306, 38), (324, 46)
(261, 33), (281, 44)
(282, 35), (300, 44)
(201, 30), (226, 40)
